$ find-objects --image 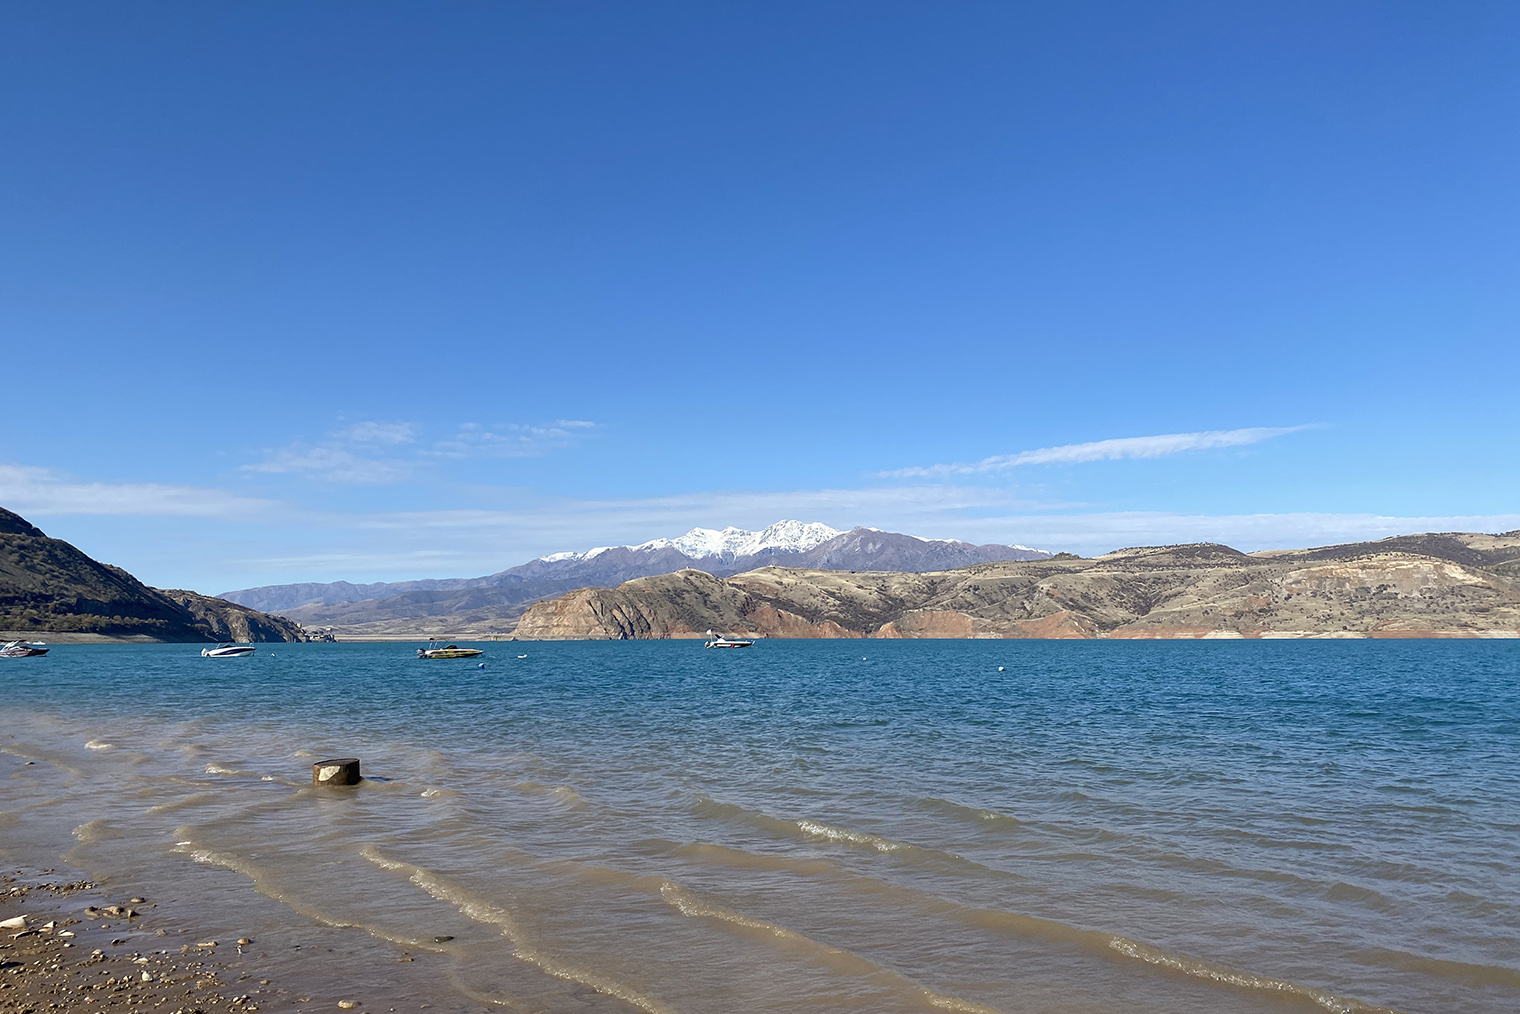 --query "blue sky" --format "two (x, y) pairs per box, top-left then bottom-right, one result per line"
(3, 1), (1518, 593)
